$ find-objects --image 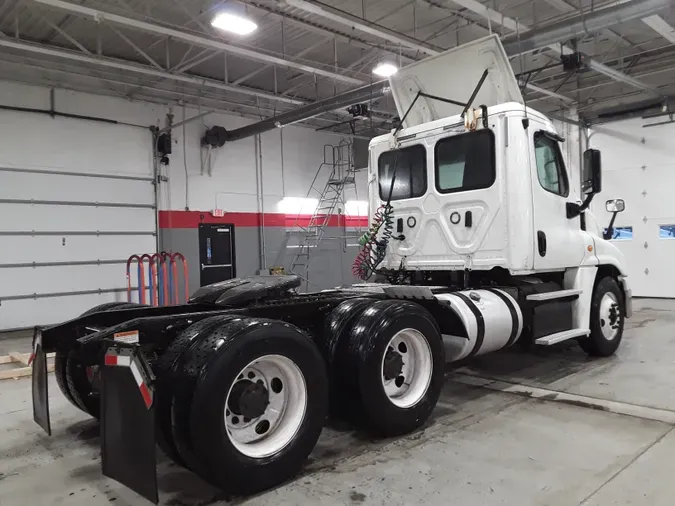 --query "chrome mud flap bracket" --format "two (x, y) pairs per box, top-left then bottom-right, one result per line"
(31, 327), (51, 436)
(101, 342), (158, 504)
